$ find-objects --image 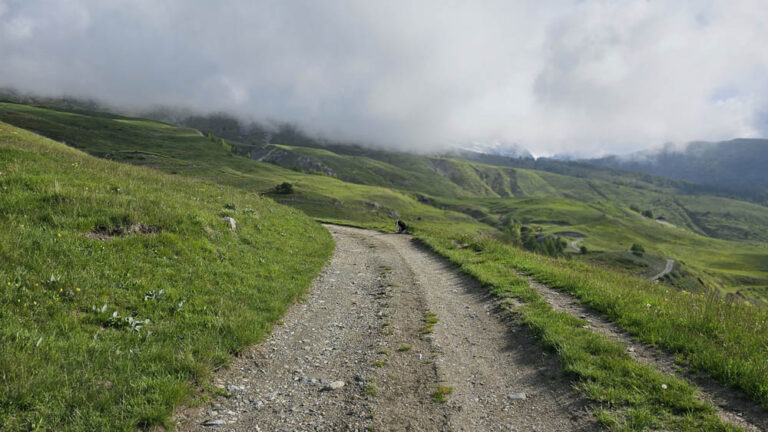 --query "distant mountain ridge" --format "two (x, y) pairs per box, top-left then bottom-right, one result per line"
(587, 139), (768, 191)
